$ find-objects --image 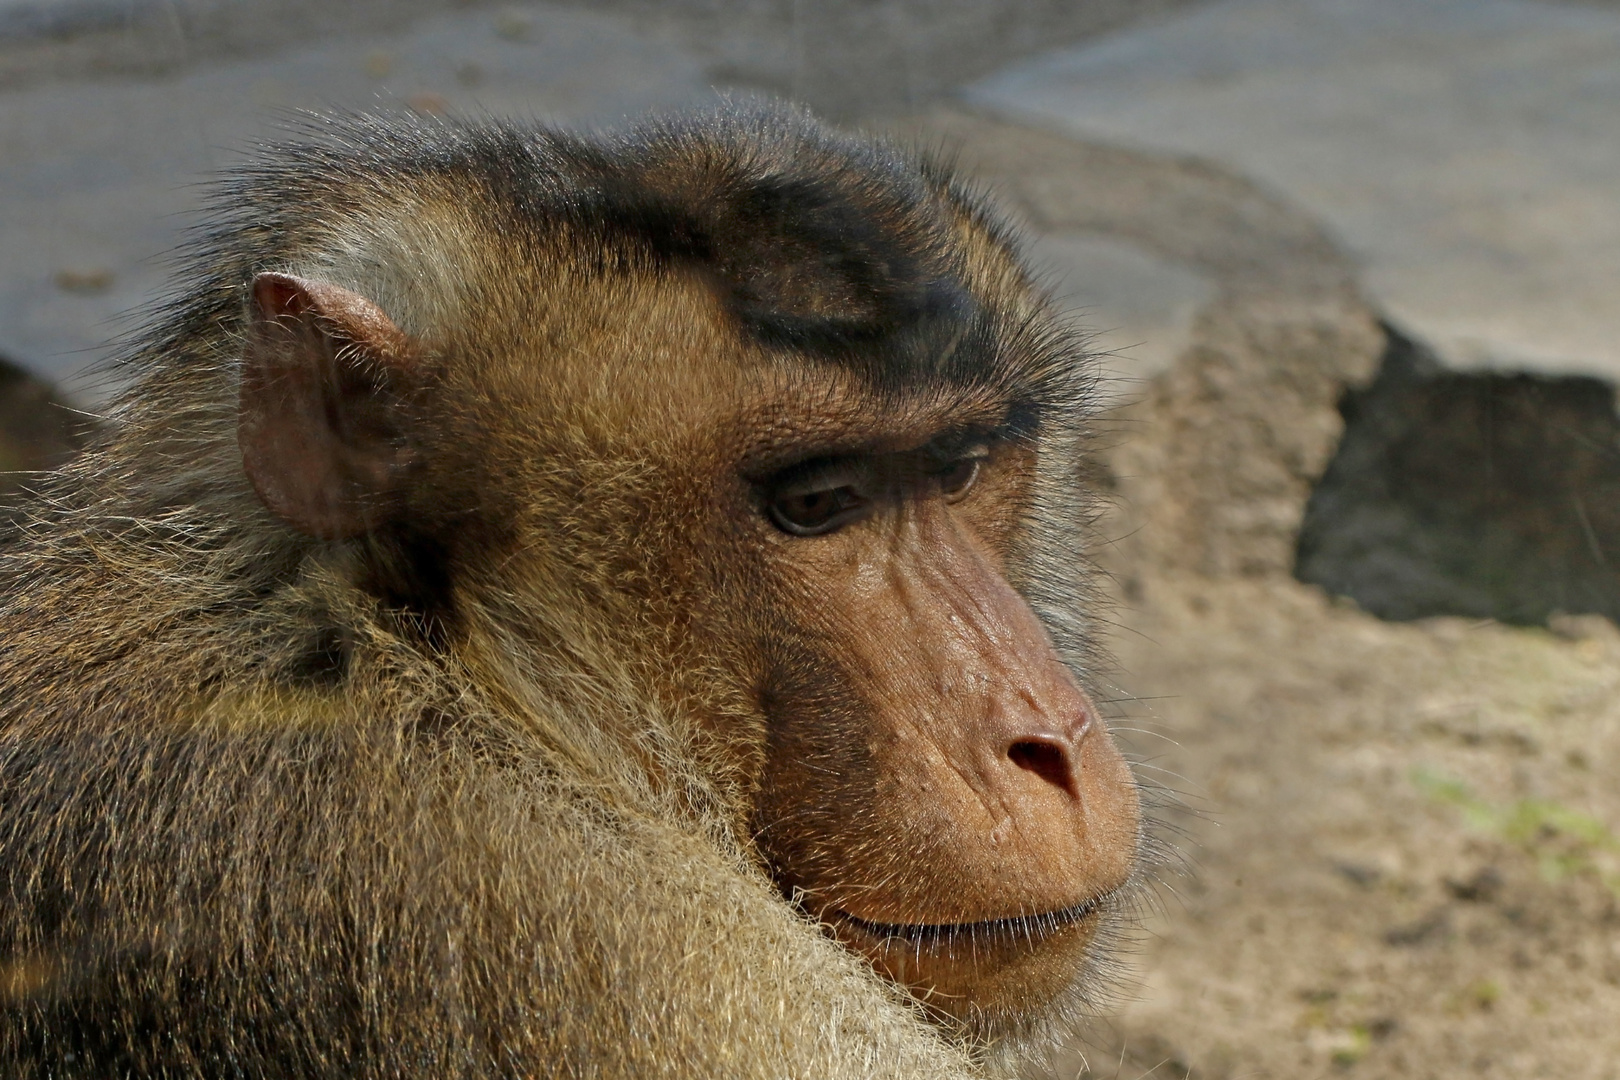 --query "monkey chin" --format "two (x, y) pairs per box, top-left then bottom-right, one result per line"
(828, 896), (1111, 1037)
